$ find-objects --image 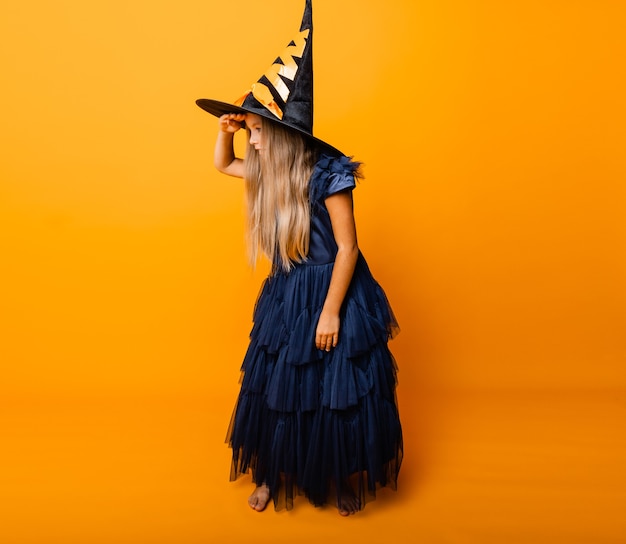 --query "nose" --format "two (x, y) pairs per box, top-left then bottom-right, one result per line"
(249, 133), (258, 146)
